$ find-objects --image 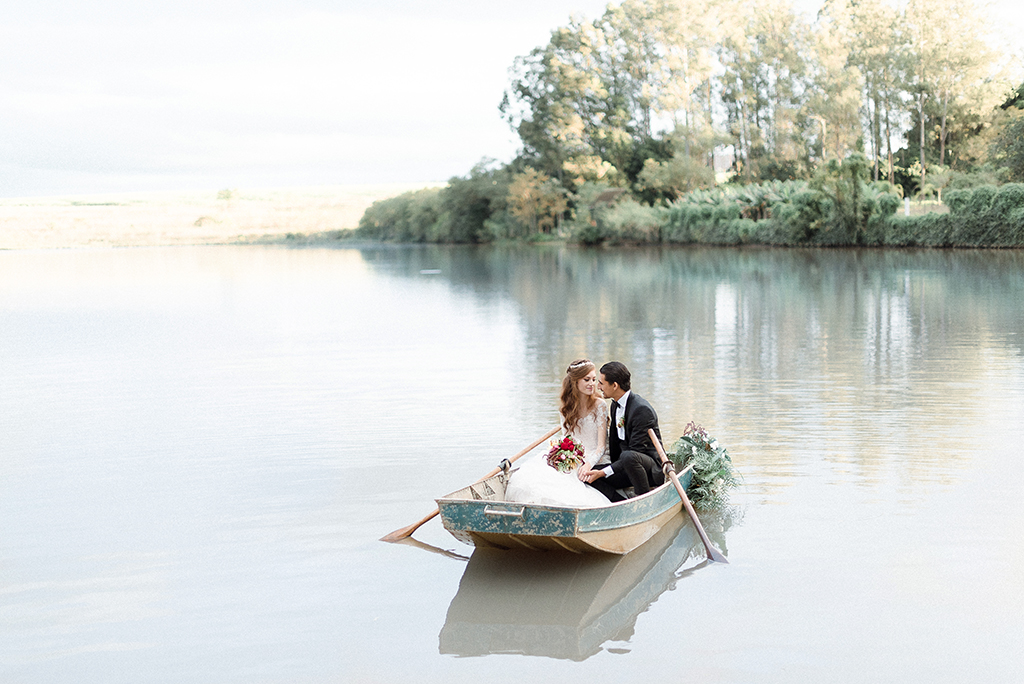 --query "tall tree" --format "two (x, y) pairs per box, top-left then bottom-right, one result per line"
(719, 0), (809, 179)
(501, 0), (694, 187)
(920, 0), (997, 166)
(904, 0), (999, 185)
(500, 17), (611, 183)
(661, 0), (722, 161)
(807, 0), (864, 163)
(991, 80), (1024, 181)
(507, 168), (569, 235)
(848, 0), (910, 182)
